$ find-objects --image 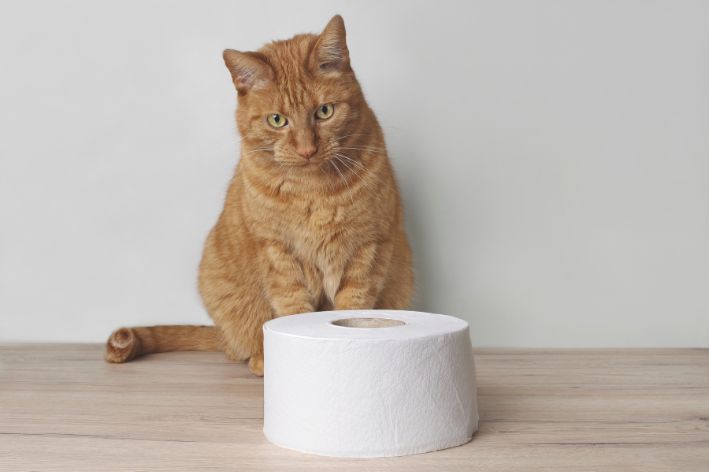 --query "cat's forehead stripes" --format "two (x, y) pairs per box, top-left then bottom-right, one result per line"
(259, 35), (319, 114)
